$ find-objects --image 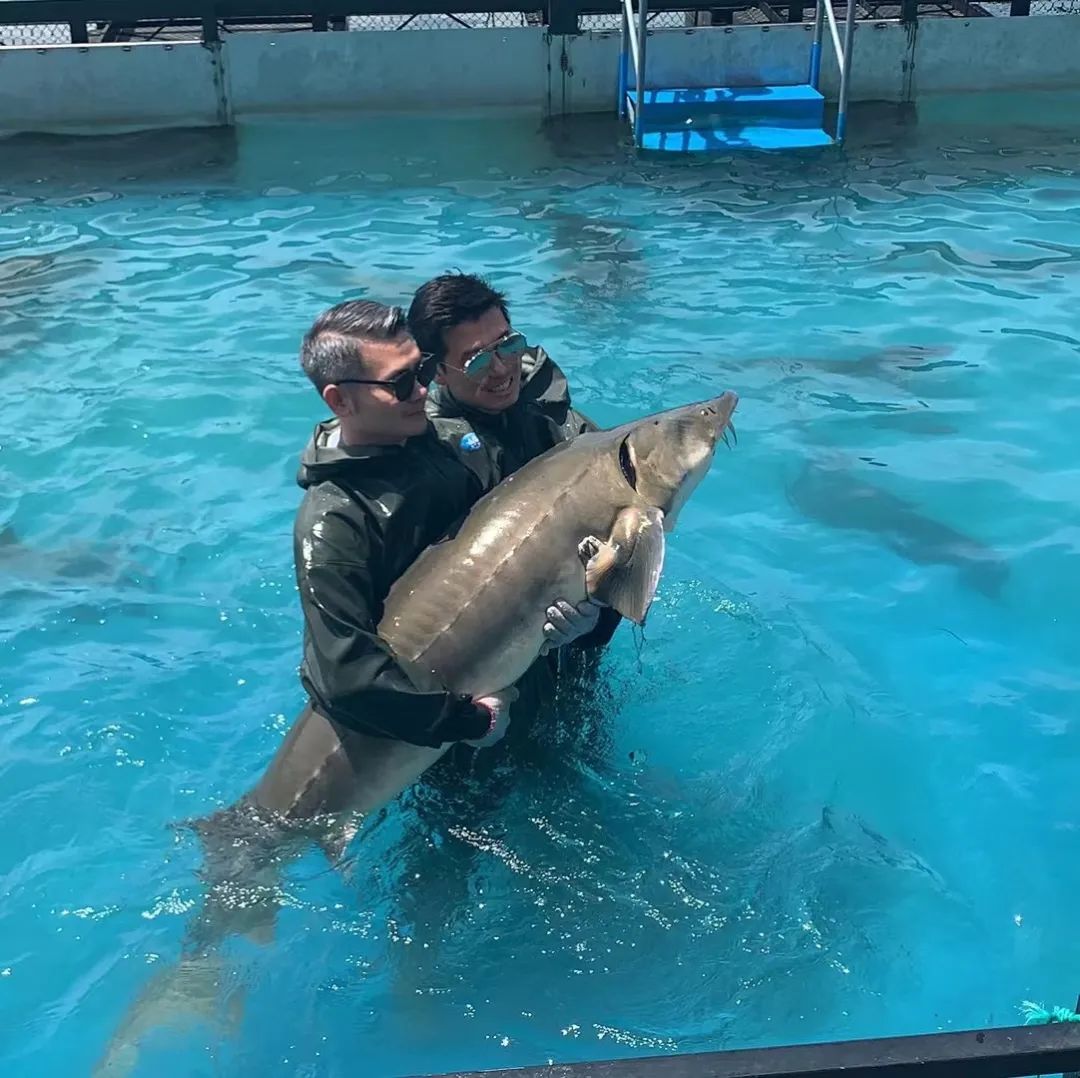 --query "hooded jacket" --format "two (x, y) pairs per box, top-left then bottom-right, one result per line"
(518, 344), (597, 439)
(425, 346), (622, 653)
(293, 419), (492, 748)
(423, 345), (597, 491)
